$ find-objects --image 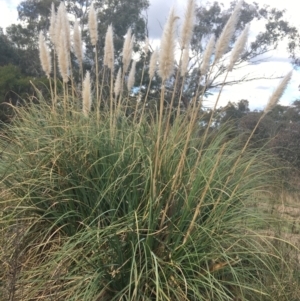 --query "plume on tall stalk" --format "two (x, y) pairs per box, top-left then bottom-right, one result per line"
(49, 3), (56, 45)
(238, 70), (293, 155)
(73, 19), (83, 80)
(134, 37), (150, 122)
(48, 3), (58, 106)
(88, 2), (100, 121)
(38, 32), (52, 78)
(104, 25), (114, 71)
(39, 31), (53, 109)
(153, 6), (179, 199)
(57, 32), (69, 83)
(166, 0), (195, 133)
(214, 0), (243, 64)
(127, 60), (136, 92)
(88, 3), (98, 47)
(82, 71), (92, 117)
(198, 2), (244, 159)
(122, 28), (134, 74)
(139, 48), (159, 123)
(227, 24), (249, 72)
(104, 24), (115, 124)
(158, 7), (178, 82)
(200, 35), (215, 77)
(118, 28), (134, 111)
(180, 0), (195, 49)
(114, 68), (122, 98)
